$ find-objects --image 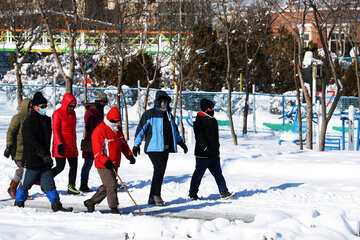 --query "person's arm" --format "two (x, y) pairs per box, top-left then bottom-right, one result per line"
(6, 115), (20, 146)
(23, 118), (48, 159)
(133, 112), (149, 147)
(91, 127), (110, 167)
(52, 112), (63, 145)
(194, 119), (208, 151)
